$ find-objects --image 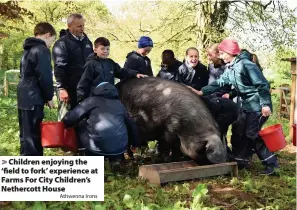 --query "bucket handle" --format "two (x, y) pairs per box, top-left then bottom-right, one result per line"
(258, 115), (267, 133)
